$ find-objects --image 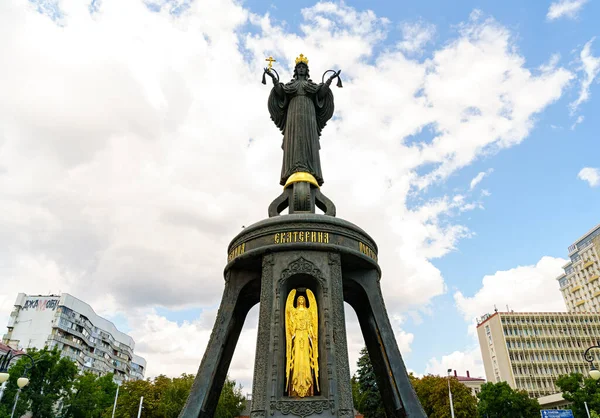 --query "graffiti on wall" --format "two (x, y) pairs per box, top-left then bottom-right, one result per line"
(23, 298), (59, 311)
